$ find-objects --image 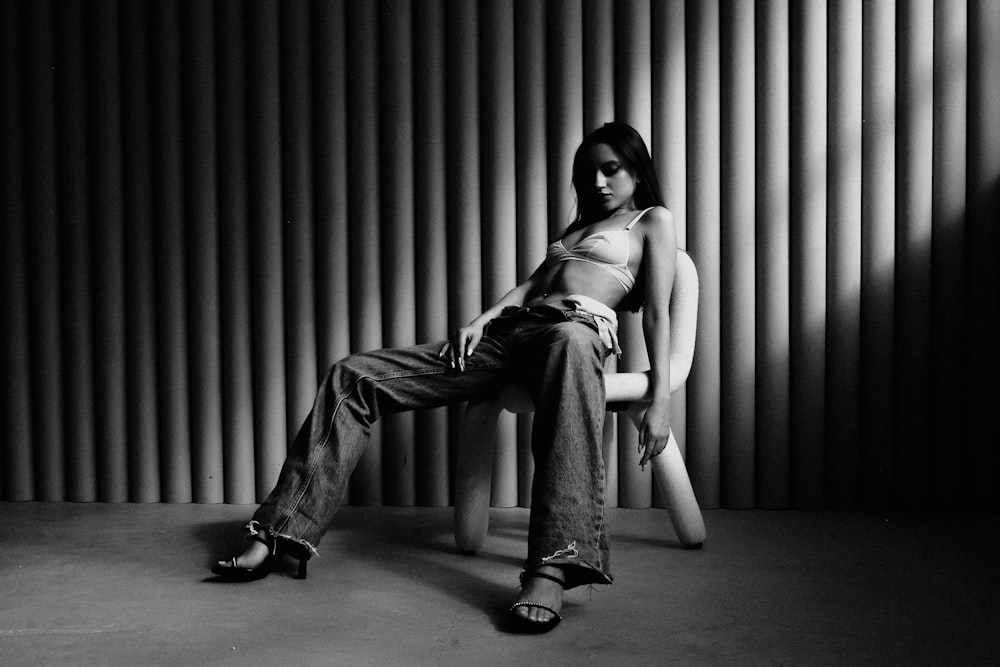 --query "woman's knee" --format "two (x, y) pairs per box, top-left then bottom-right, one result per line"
(327, 352), (374, 387)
